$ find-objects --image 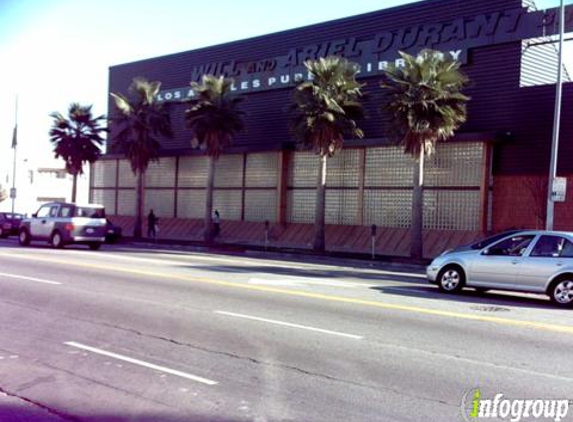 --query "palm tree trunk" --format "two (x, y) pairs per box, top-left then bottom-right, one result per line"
(204, 155), (216, 243)
(134, 170), (144, 239)
(313, 154), (327, 252)
(71, 173), (77, 203)
(410, 149), (424, 259)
